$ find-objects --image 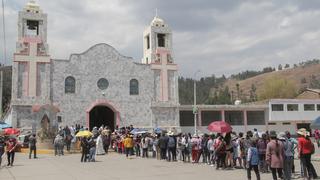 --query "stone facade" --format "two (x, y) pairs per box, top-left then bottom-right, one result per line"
(9, 1), (180, 132)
